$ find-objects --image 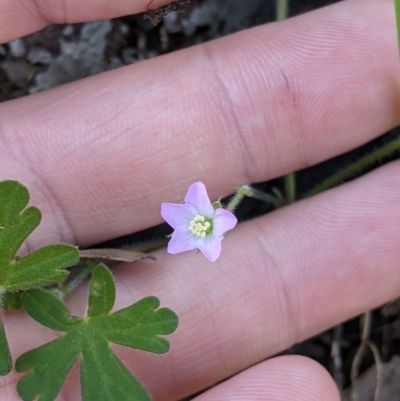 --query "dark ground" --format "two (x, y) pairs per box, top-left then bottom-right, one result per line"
(1, 1), (400, 400)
